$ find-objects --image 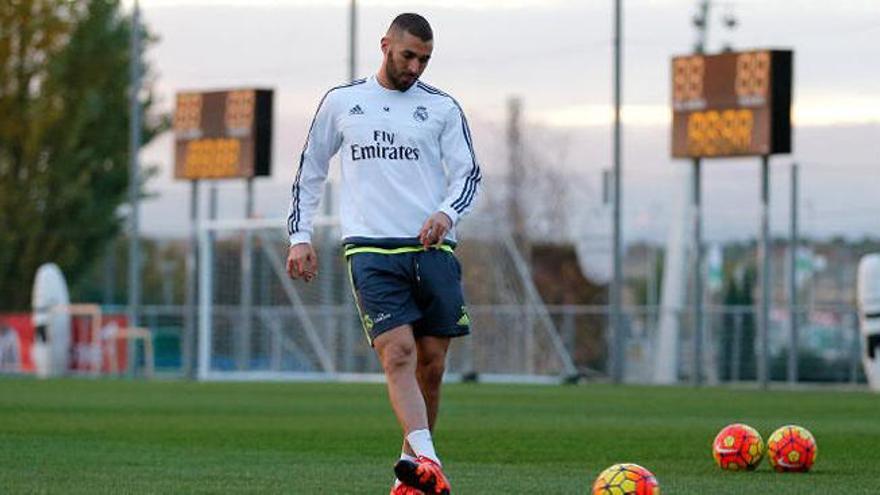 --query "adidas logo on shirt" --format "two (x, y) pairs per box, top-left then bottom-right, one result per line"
(349, 104), (364, 115)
